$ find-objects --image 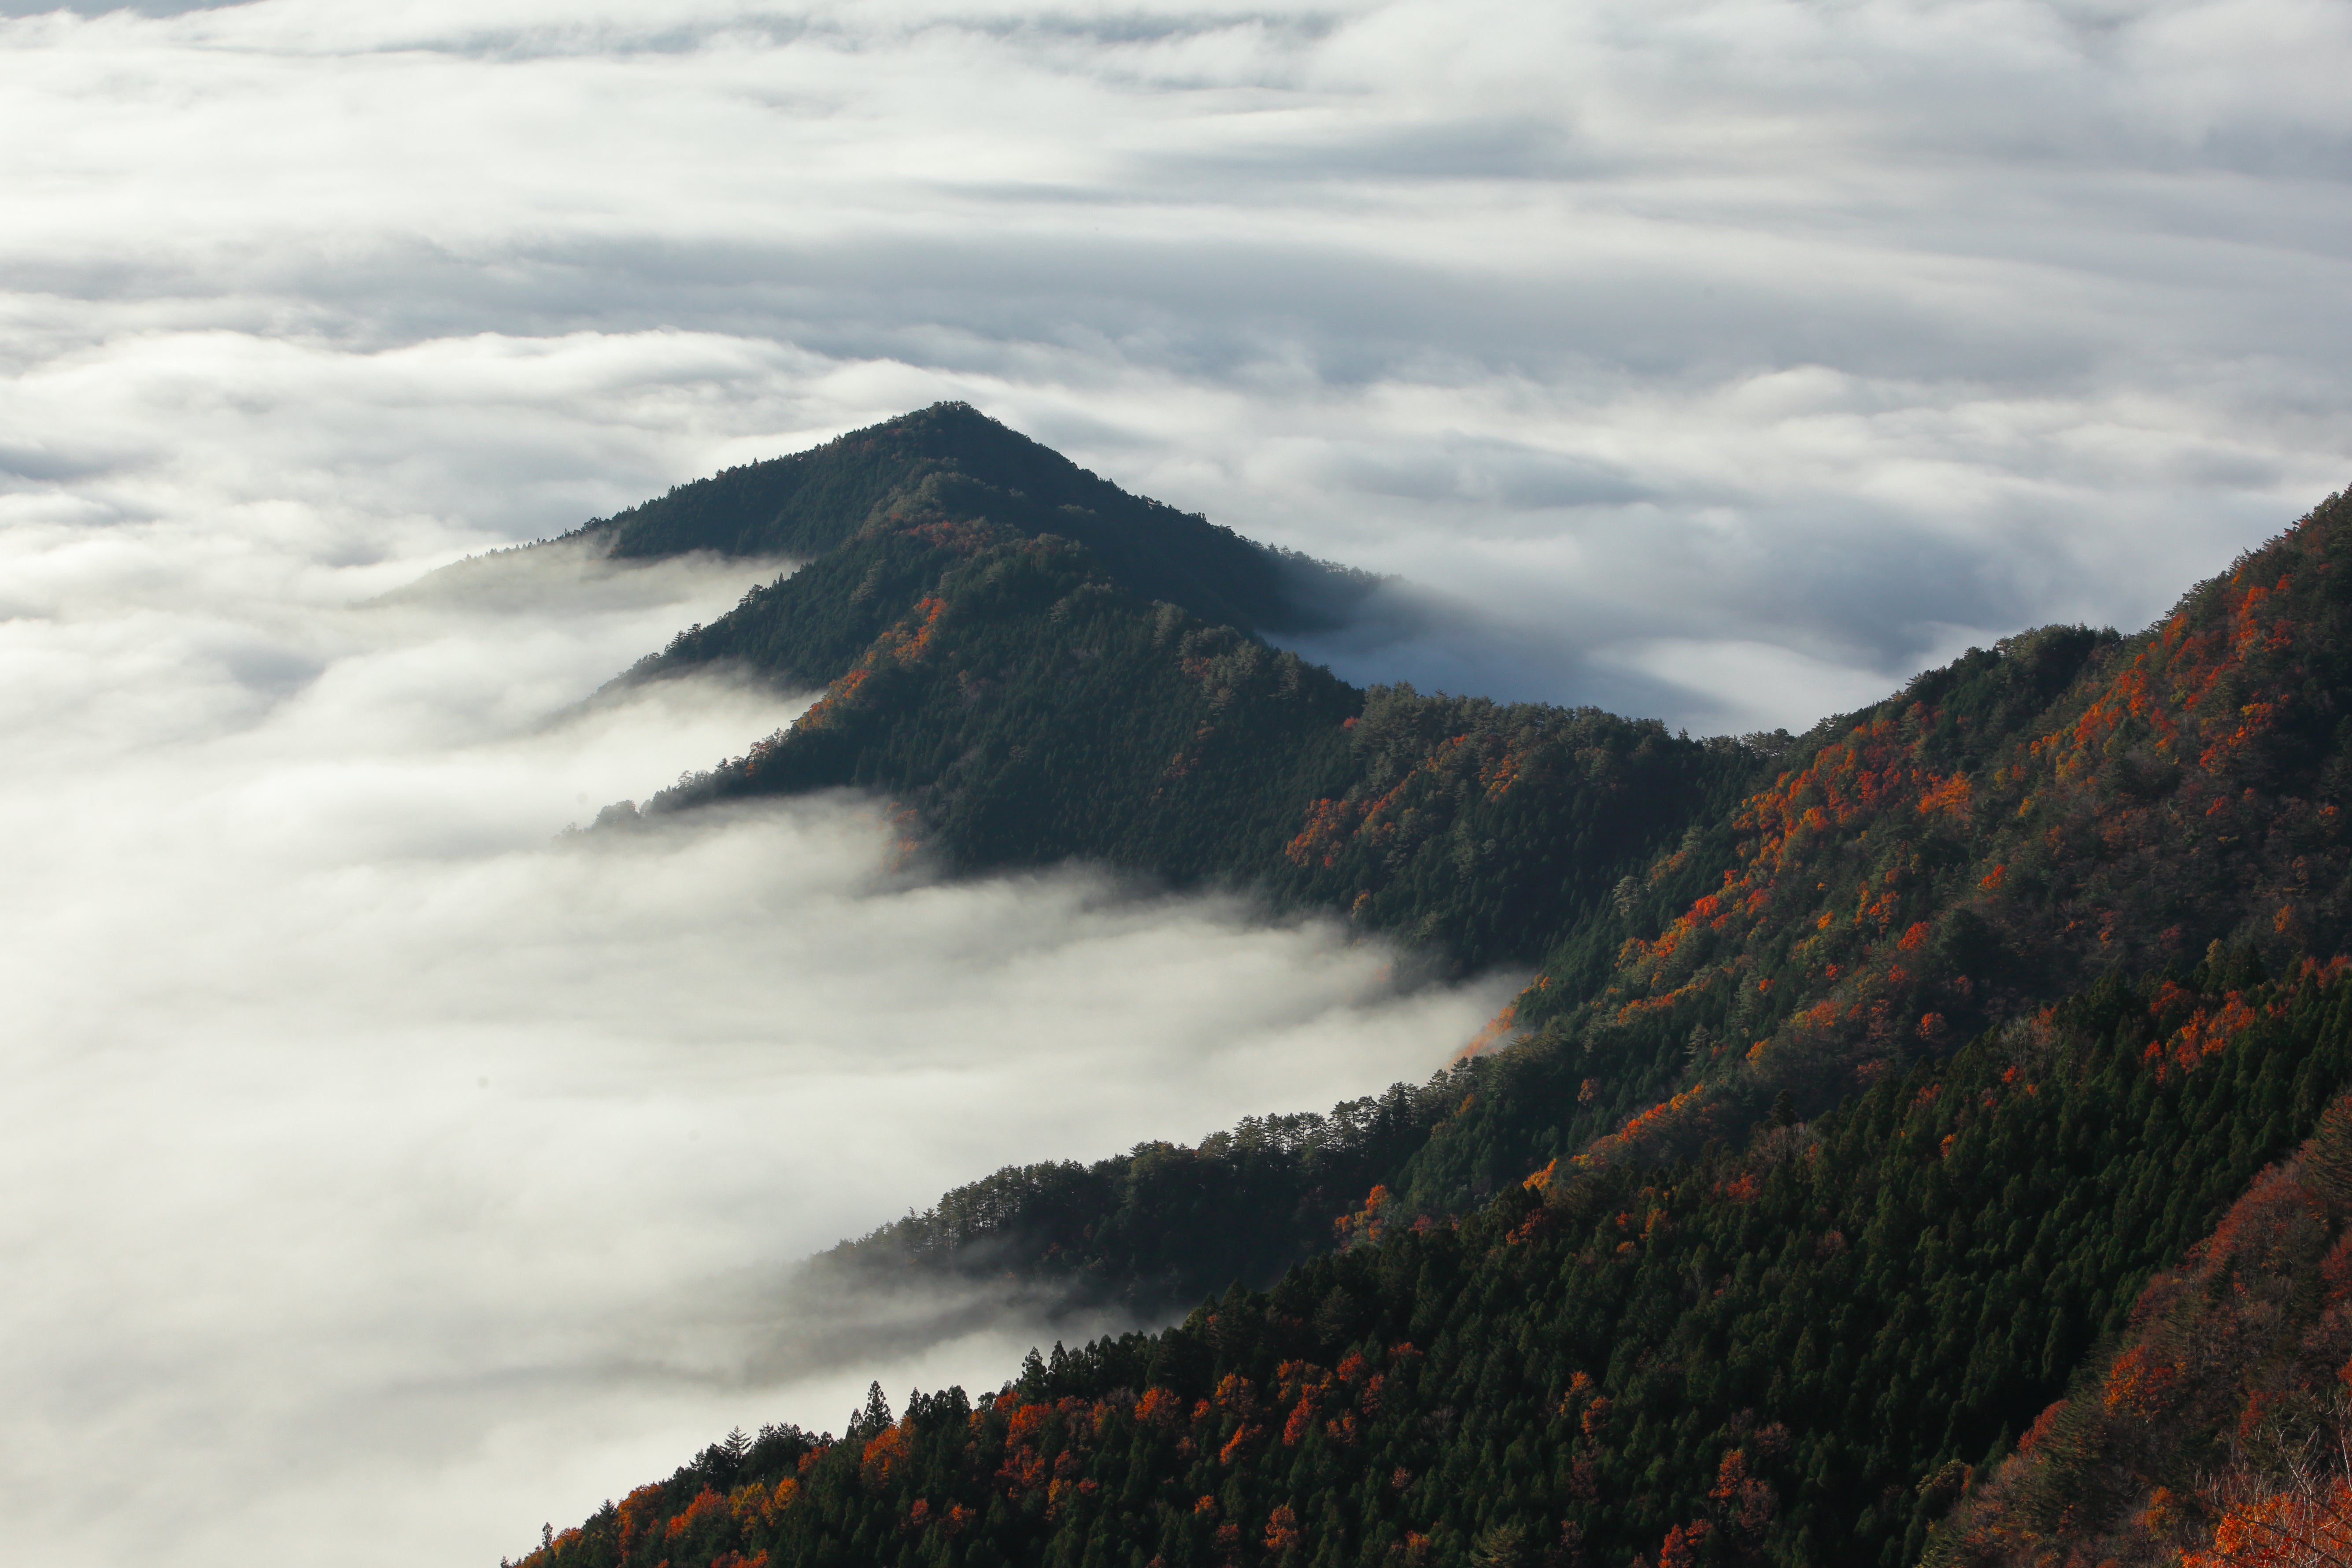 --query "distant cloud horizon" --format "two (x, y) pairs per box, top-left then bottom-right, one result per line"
(5, 0), (2347, 734)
